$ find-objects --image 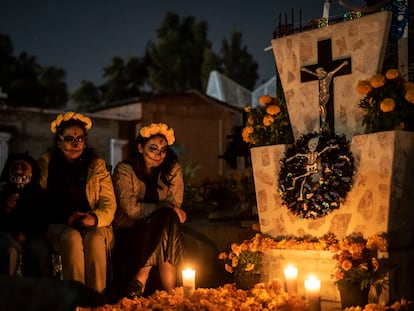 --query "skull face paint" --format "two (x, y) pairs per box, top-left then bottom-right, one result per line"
(9, 160), (33, 189)
(138, 136), (168, 171)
